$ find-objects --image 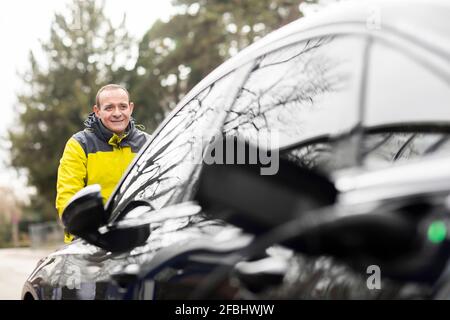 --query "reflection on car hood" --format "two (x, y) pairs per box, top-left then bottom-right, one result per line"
(43, 205), (249, 287)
